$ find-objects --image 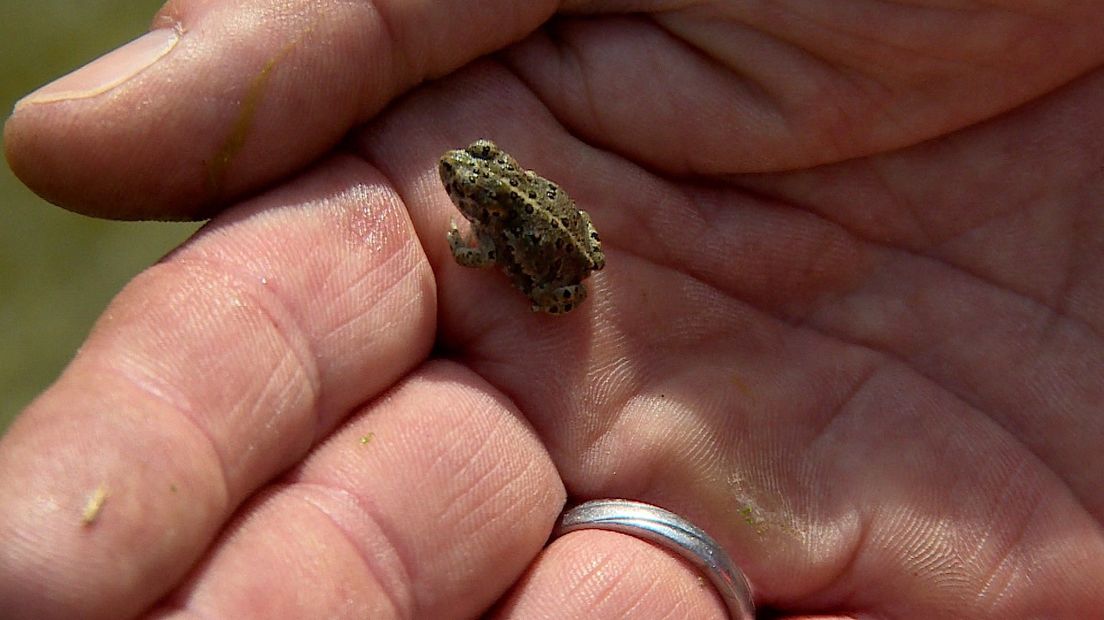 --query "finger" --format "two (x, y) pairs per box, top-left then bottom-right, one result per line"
(495, 530), (728, 619)
(0, 155), (434, 619)
(151, 362), (564, 619)
(4, 0), (558, 219)
(514, 4), (1104, 172)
